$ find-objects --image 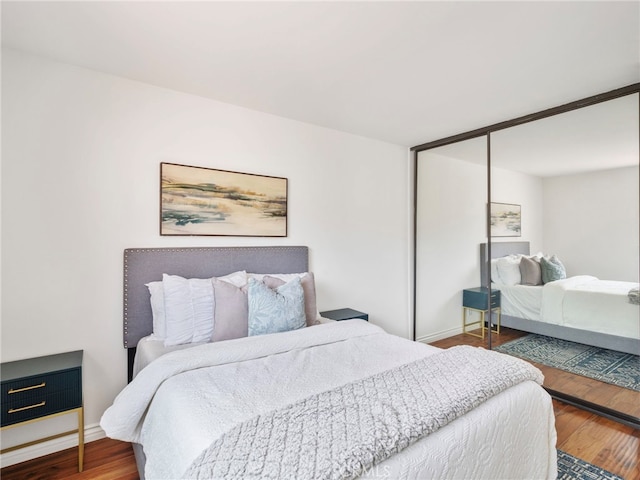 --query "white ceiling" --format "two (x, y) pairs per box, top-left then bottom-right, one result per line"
(2, 1), (639, 152)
